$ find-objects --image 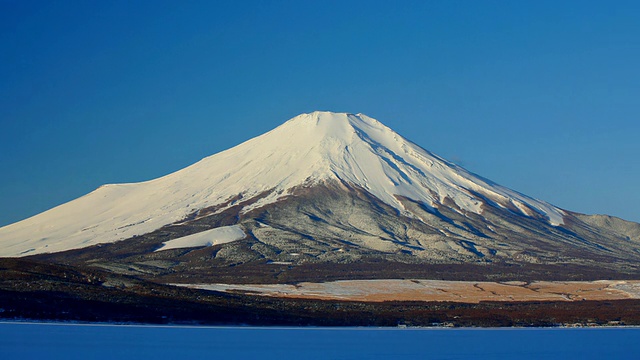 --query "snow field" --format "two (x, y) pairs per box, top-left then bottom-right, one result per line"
(0, 111), (565, 257)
